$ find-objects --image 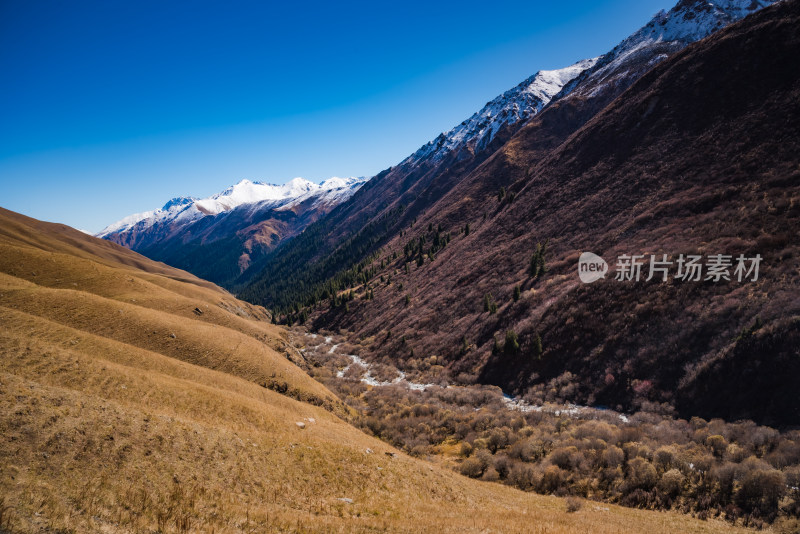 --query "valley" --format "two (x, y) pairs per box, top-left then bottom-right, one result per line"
(3, 0), (799, 532)
(241, 0), (800, 429)
(293, 328), (800, 529)
(0, 209), (756, 533)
